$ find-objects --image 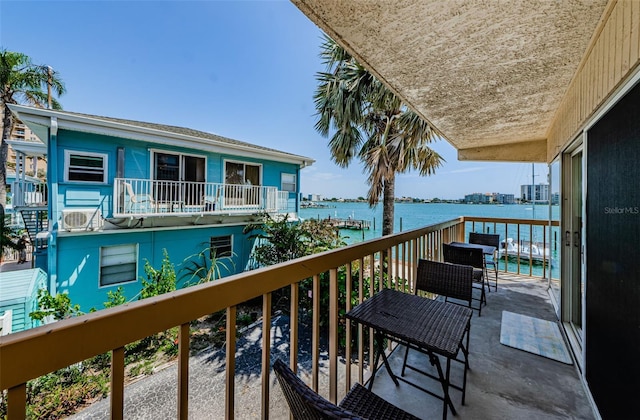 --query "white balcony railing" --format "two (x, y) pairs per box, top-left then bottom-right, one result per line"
(10, 182), (47, 207)
(113, 178), (285, 217)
